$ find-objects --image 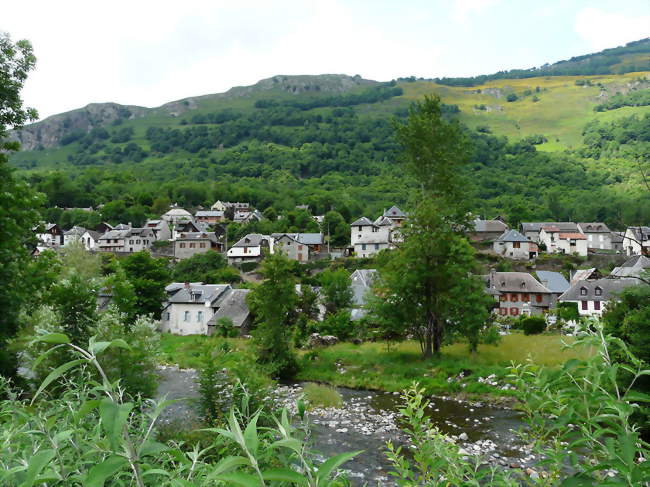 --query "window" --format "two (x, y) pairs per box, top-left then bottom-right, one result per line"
(536, 294), (543, 303)
(510, 307), (519, 316)
(184, 311), (190, 322)
(522, 294), (530, 302)
(362, 244), (367, 250)
(580, 287), (587, 296)
(298, 245), (303, 250)
(358, 226), (362, 232)
(136, 240), (141, 244)
(165, 312), (170, 321)
(180, 243), (186, 248)
(510, 294), (519, 302)
(129, 240), (134, 244)
(197, 311), (203, 322)
(375, 244), (379, 250)
(594, 301), (601, 311)
(372, 227), (378, 233)
(244, 247), (248, 254)
(499, 294), (507, 302)
(190, 243), (196, 248)
(499, 307), (507, 315)
(513, 241), (520, 248)
(581, 301), (588, 310)
(200, 243), (206, 248)
(595, 287), (602, 296)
